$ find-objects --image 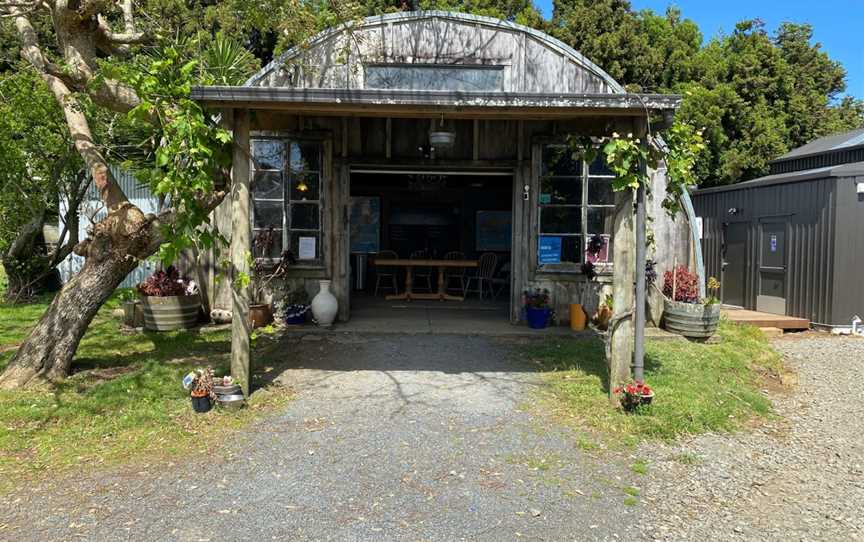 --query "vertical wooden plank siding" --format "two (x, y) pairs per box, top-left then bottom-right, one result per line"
(230, 109), (252, 396)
